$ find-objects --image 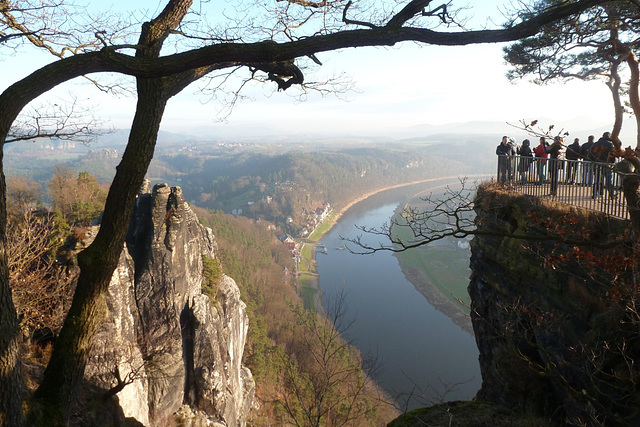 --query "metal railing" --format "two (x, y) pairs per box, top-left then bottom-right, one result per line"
(497, 155), (629, 220)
